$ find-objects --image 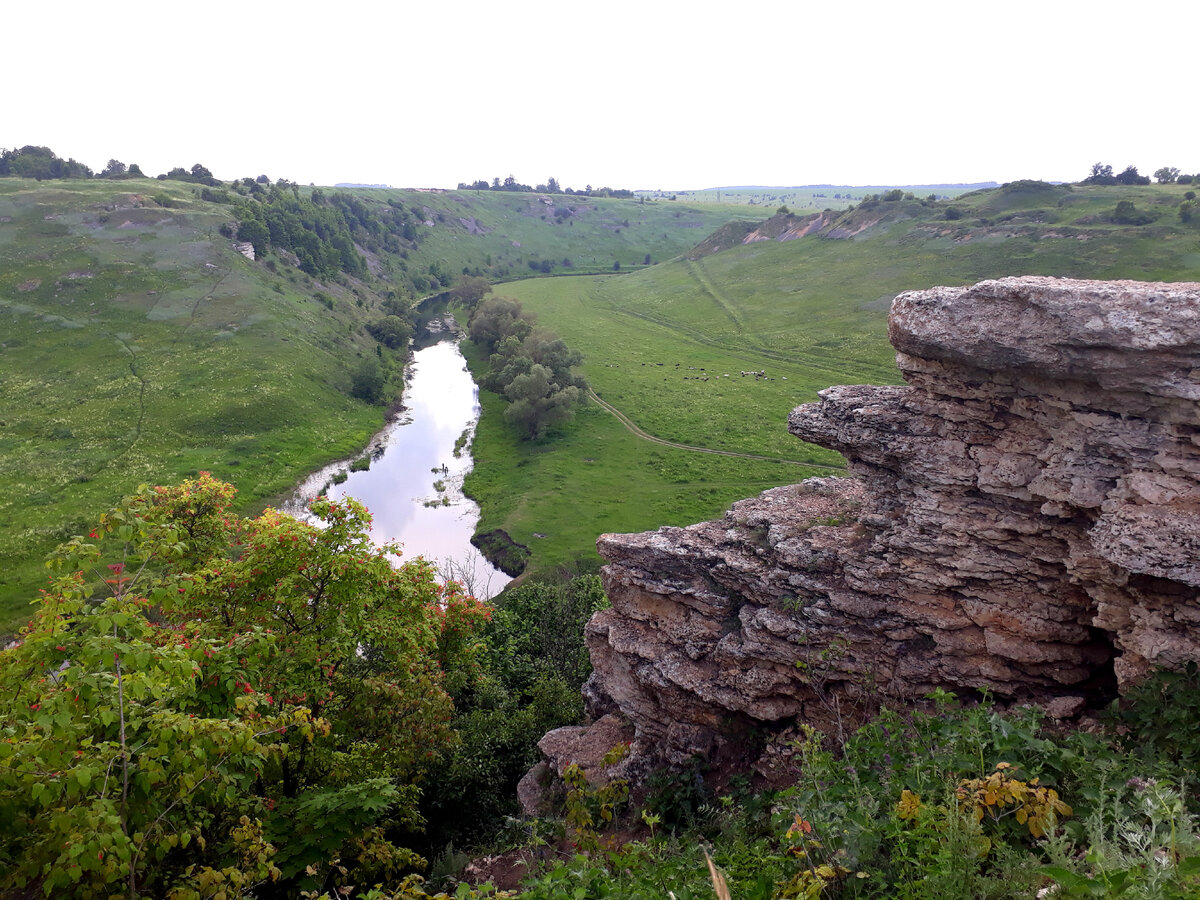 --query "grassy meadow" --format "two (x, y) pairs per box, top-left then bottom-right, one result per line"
(0, 178), (754, 633)
(0, 179), (394, 632)
(328, 187), (757, 278)
(466, 180), (1200, 578)
(463, 337), (831, 577)
(3, 173), (1198, 625)
(641, 182), (996, 211)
